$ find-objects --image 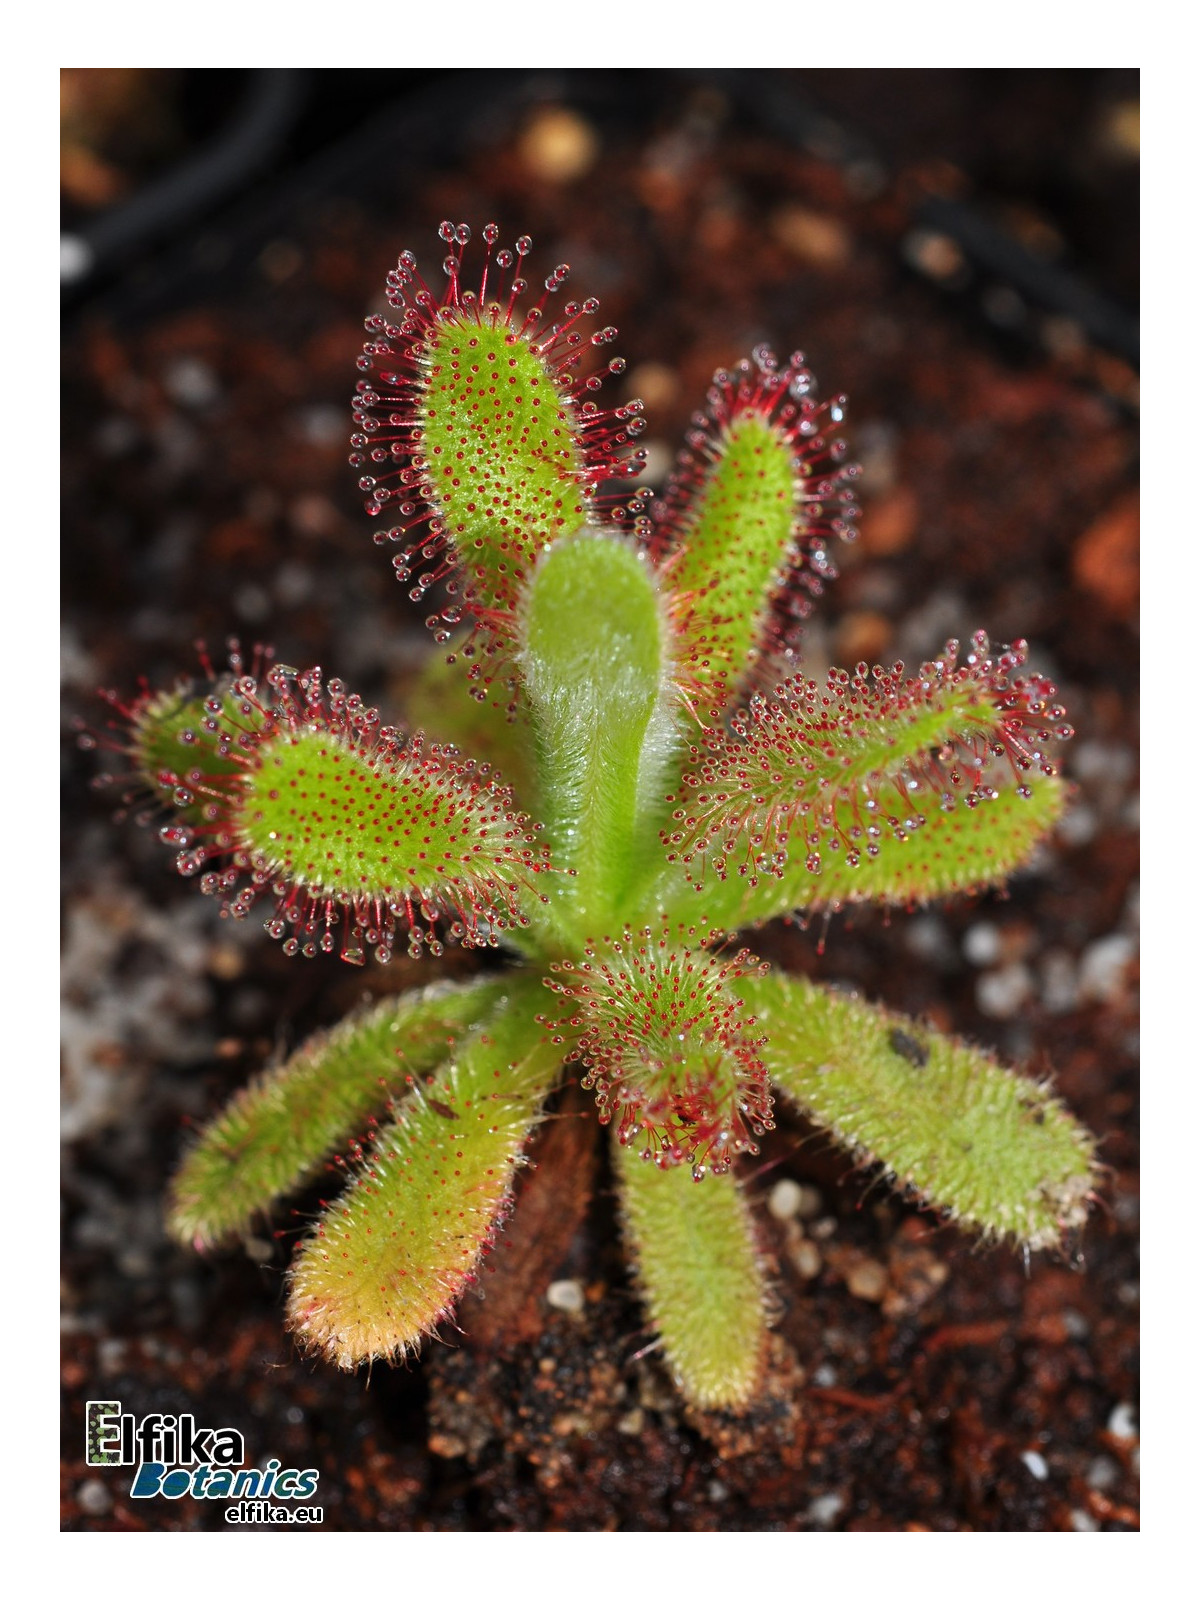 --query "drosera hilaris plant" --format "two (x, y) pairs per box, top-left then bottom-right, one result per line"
(90, 220), (1096, 1413)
